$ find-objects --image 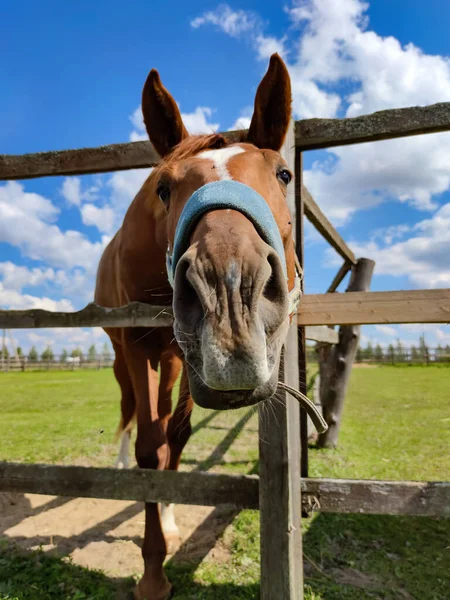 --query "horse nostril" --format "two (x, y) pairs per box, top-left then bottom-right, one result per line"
(262, 252), (285, 304)
(173, 255), (204, 331)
